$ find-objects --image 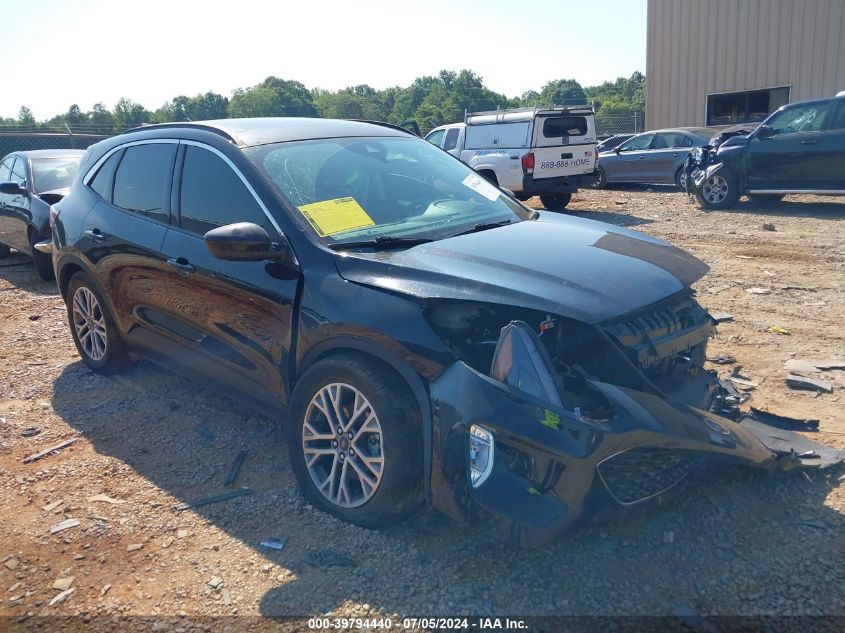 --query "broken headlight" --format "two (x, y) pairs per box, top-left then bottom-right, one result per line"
(490, 321), (563, 407)
(468, 424), (494, 488)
